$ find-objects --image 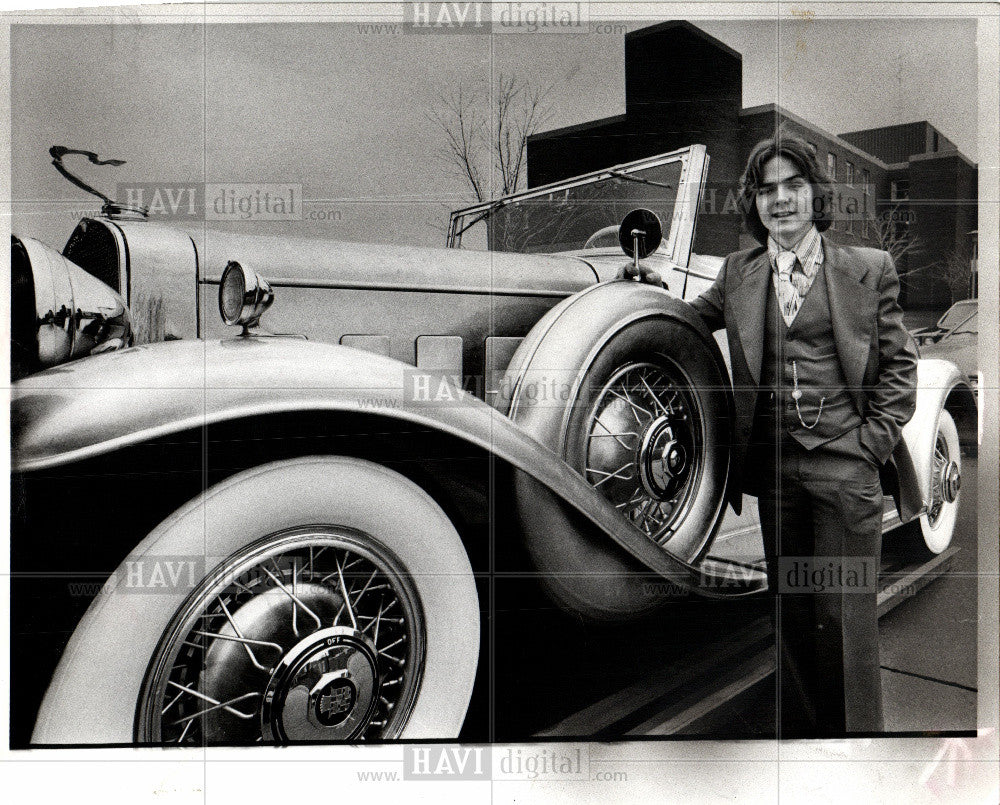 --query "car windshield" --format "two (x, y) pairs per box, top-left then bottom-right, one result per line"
(938, 301), (977, 330)
(448, 157), (684, 254)
(947, 311), (977, 336)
